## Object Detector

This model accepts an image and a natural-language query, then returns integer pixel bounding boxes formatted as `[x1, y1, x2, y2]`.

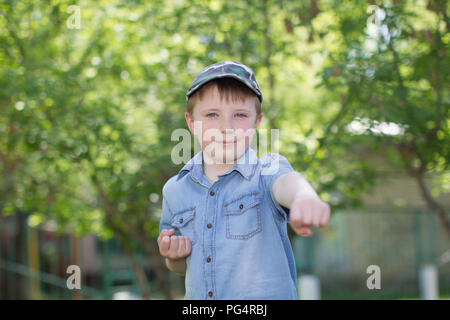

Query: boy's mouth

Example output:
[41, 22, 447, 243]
[217, 139, 237, 145]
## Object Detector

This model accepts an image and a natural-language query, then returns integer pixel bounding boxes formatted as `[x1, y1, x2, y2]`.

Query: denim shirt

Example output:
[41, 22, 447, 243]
[159, 146, 298, 300]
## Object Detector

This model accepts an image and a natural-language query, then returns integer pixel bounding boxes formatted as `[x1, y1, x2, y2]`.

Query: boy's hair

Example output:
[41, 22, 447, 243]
[186, 78, 262, 118]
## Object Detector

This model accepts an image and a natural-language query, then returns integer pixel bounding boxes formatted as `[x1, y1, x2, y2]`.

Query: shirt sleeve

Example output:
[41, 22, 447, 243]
[159, 196, 181, 236]
[260, 153, 295, 221]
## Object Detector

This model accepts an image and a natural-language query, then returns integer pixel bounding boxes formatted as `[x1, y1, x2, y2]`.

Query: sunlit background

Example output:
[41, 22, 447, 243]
[0, 0, 449, 299]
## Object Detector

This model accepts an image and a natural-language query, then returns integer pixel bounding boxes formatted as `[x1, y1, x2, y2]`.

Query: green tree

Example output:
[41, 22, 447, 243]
[313, 0, 449, 236]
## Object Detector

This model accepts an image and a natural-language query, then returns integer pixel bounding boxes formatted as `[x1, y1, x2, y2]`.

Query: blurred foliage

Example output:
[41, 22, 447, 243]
[0, 0, 448, 250]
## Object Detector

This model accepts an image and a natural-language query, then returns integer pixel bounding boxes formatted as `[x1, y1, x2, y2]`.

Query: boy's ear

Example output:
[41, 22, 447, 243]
[185, 111, 194, 134]
[255, 112, 263, 128]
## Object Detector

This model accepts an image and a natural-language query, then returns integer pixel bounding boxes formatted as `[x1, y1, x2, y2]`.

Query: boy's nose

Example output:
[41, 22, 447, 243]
[221, 128, 235, 140]
[219, 118, 235, 134]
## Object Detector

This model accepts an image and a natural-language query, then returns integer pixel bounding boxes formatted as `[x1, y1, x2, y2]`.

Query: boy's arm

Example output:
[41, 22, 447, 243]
[272, 171, 330, 236]
[166, 257, 187, 276]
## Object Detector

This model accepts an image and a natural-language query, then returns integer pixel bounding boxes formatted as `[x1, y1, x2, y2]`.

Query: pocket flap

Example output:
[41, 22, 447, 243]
[171, 207, 195, 227]
[224, 191, 260, 215]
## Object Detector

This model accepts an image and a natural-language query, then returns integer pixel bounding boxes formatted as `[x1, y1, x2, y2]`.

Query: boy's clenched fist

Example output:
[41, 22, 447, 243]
[157, 228, 192, 260]
[289, 196, 330, 237]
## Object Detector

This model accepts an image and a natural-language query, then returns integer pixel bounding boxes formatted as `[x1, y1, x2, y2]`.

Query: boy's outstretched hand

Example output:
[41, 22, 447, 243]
[289, 196, 330, 237]
[272, 171, 331, 237]
[157, 228, 192, 260]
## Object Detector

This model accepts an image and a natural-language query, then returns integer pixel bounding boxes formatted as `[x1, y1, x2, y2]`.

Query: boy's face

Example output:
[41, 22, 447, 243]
[185, 85, 263, 164]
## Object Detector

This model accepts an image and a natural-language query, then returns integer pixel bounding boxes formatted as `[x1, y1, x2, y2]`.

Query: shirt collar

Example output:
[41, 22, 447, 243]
[176, 146, 258, 182]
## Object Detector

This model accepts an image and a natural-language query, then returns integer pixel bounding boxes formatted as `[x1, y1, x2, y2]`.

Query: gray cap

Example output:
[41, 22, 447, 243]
[186, 61, 262, 103]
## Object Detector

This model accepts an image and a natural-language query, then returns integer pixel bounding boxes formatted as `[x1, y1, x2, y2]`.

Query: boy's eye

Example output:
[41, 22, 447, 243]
[205, 113, 247, 118]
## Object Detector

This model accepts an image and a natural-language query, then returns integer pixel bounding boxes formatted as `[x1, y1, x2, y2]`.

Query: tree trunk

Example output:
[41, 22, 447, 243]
[401, 148, 450, 239]
[121, 243, 150, 300]
[415, 170, 450, 239]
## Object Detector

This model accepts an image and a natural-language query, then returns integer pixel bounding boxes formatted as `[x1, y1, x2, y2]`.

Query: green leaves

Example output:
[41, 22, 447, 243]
[1, 0, 448, 243]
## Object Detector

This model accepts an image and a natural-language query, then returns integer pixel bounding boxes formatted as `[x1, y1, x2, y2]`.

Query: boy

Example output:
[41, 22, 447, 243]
[158, 61, 330, 299]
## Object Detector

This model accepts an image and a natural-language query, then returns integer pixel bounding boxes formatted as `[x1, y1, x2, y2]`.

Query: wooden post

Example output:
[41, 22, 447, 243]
[27, 226, 40, 299]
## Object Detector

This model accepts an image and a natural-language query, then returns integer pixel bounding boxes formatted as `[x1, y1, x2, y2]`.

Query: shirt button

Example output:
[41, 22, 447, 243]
[208, 291, 213, 297]
[207, 223, 212, 229]
[179, 218, 183, 223]
[239, 203, 243, 209]
[210, 190, 215, 196]
[206, 256, 211, 263]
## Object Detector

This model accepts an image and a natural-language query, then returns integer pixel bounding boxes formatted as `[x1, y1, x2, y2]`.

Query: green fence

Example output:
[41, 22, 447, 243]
[0, 213, 183, 299]
[294, 207, 450, 299]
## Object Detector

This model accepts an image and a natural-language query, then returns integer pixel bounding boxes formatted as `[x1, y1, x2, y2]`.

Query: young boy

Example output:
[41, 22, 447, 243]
[158, 61, 330, 299]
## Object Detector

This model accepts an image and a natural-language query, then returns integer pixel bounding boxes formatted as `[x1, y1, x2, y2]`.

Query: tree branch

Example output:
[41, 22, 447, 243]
[395, 139, 450, 239]
[411, 165, 450, 239]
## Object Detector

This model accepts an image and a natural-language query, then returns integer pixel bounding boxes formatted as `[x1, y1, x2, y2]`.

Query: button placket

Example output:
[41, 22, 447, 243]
[205, 187, 216, 299]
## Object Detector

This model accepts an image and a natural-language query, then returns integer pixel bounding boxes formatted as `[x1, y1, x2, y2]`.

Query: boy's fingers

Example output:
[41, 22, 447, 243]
[302, 206, 312, 226]
[159, 235, 171, 255]
[169, 236, 180, 258]
[289, 204, 303, 229]
[312, 208, 322, 227]
[177, 236, 186, 255]
[320, 205, 330, 227]
[158, 229, 174, 244]
[298, 226, 313, 237]
[185, 237, 192, 255]
[295, 205, 306, 226]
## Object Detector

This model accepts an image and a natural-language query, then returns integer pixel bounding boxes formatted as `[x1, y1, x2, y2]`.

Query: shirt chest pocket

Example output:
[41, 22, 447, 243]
[171, 207, 197, 246]
[224, 191, 262, 240]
